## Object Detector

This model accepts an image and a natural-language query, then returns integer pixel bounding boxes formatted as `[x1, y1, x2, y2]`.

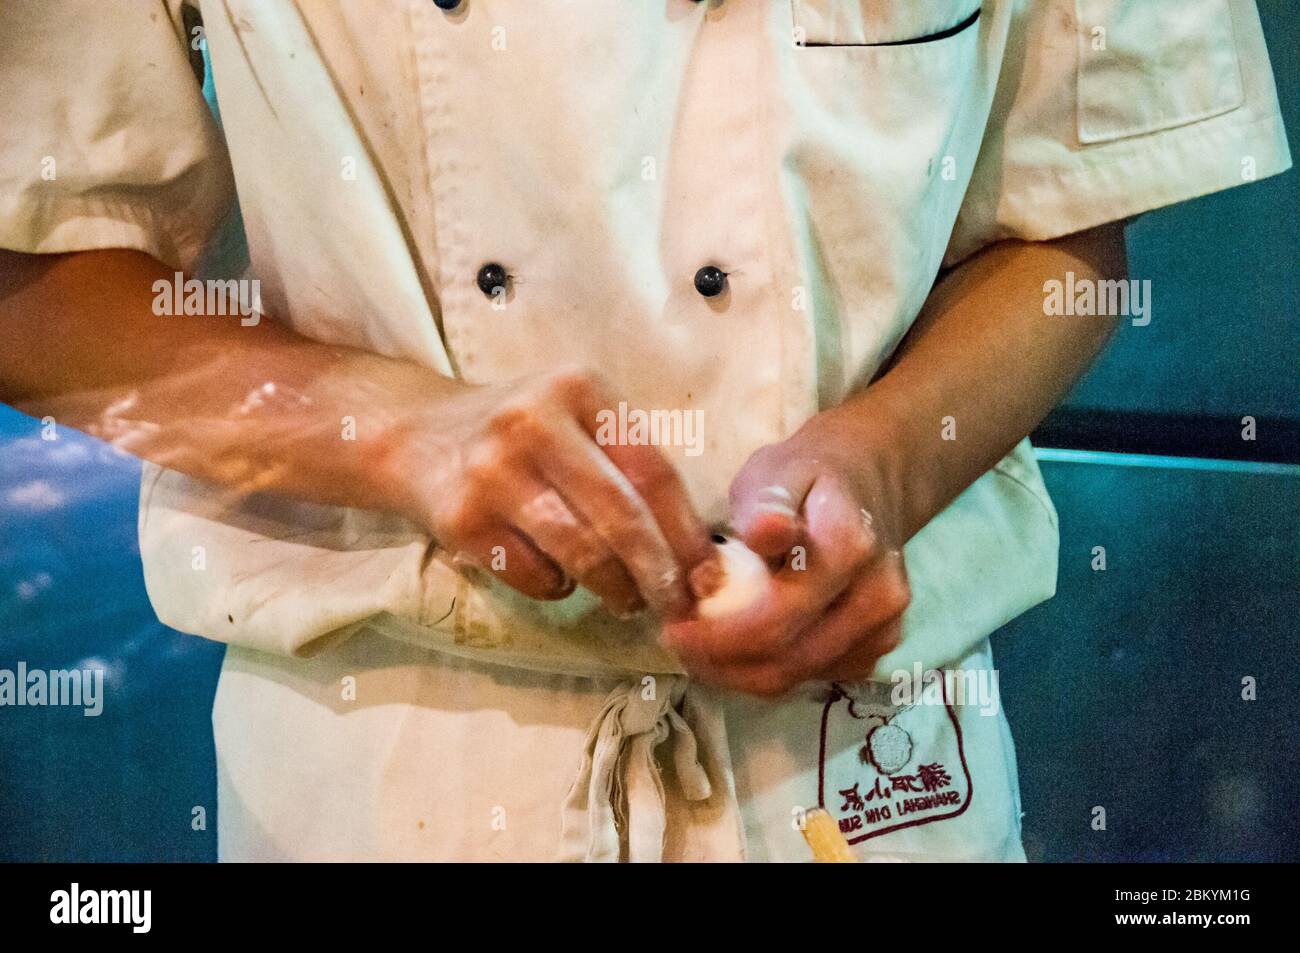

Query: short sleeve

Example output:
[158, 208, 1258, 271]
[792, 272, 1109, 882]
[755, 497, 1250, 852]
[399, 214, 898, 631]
[945, 0, 1293, 265]
[0, 0, 235, 271]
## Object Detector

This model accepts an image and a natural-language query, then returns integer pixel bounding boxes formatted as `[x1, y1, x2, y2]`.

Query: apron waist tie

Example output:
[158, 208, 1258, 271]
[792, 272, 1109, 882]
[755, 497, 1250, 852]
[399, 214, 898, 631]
[559, 675, 712, 862]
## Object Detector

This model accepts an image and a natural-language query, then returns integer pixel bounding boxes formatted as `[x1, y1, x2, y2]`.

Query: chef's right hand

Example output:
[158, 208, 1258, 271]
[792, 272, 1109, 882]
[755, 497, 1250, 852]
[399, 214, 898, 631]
[377, 366, 716, 619]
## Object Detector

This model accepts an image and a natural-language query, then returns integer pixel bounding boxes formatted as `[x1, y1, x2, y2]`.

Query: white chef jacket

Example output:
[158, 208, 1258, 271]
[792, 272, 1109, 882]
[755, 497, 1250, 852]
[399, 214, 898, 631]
[1, 0, 1290, 861]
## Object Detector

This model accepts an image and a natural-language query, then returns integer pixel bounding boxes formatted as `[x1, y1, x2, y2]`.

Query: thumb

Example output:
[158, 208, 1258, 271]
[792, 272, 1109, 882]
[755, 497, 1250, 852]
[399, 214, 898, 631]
[730, 464, 815, 560]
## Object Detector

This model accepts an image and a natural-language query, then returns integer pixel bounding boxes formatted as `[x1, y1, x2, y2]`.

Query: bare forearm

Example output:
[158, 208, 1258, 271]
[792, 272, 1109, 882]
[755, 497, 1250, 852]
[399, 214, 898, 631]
[0, 248, 714, 613]
[0, 248, 454, 512]
[805, 223, 1126, 540]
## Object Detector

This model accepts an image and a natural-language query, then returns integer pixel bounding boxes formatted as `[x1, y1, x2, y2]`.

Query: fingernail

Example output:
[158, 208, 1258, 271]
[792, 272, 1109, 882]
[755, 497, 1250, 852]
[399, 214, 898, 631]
[757, 485, 794, 503]
[689, 557, 725, 600]
[754, 500, 798, 520]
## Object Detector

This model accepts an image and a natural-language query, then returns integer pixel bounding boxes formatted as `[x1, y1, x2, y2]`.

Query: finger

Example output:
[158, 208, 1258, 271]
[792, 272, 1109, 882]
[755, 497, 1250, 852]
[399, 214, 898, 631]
[454, 523, 572, 601]
[786, 550, 910, 681]
[535, 420, 691, 616]
[802, 470, 876, 577]
[686, 472, 874, 665]
[819, 617, 904, 683]
[667, 633, 807, 699]
[665, 580, 900, 698]
[510, 483, 643, 616]
[599, 441, 717, 580]
[660, 619, 772, 695]
[730, 465, 812, 559]
[564, 383, 717, 589]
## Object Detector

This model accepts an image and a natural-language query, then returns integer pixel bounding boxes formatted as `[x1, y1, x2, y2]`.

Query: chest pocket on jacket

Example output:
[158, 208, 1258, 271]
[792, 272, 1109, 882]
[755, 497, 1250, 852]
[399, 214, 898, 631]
[1074, 0, 1243, 144]
[791, 0, 982, 47]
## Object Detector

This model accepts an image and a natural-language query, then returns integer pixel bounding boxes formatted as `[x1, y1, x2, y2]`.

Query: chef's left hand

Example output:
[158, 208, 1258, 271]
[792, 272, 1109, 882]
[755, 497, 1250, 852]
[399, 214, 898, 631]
[660, 414, 911, 697]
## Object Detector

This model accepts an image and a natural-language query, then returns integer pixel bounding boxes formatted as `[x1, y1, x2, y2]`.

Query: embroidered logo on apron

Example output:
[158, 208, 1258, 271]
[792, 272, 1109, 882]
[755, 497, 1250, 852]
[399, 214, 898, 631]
[817, 680, 972, 844]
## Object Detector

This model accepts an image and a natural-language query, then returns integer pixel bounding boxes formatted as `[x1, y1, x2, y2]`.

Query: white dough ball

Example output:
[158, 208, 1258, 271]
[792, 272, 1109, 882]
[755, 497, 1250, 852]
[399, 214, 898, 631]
[697, 537, 771, 619]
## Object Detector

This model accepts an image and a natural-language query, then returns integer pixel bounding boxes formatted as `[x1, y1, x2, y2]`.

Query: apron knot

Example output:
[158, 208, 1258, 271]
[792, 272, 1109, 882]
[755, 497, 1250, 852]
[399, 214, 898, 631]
[559, 675, 712, 862]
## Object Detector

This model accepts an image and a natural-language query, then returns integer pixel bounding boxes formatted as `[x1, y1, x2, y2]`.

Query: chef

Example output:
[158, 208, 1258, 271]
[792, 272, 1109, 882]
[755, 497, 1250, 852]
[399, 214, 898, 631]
[0, 0, 1289, 861]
